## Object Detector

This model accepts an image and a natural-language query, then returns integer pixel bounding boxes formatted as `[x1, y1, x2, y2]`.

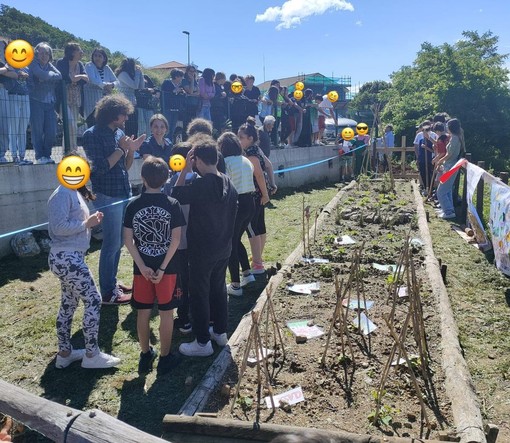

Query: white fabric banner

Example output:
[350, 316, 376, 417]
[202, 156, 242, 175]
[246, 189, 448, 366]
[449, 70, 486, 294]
[489, 181, 510, 276]
[465, 163, 489, 248]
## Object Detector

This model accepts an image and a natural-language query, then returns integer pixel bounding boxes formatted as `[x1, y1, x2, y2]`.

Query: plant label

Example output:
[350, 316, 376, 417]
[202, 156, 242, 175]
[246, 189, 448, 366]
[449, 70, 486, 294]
[247, 347, 274, 366]
[265, 386, 304, 408]
[301, 257, 330, 264]
[352, 313, 378, 335]
[372, 263, 397, 273]
[287, 282, 320, 295]
[397, 286, 408, 298]
[286, 320, 324, 339]
[342, 299, 374, 310]
[334, 235, 356, 245]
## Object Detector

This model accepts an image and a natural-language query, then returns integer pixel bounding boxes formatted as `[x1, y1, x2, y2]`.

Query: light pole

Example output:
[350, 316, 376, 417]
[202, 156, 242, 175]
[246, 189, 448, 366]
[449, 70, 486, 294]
[182, 31, 190, 66]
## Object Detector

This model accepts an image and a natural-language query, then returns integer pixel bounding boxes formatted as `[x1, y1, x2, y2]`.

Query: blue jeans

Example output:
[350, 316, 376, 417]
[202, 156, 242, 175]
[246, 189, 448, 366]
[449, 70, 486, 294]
[436, 169, 458, 215]
[164, 110, 179, 141]
[93, 193, 130, 297]
[0, 88, 9, 157]
[198, 105, 211, 121]
[29, 99, 57, 160]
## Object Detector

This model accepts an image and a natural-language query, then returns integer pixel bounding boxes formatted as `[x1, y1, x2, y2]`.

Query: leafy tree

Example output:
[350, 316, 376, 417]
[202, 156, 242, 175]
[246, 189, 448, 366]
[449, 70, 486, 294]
[382, 31, 510, 170]
[348, 80, 392, 118]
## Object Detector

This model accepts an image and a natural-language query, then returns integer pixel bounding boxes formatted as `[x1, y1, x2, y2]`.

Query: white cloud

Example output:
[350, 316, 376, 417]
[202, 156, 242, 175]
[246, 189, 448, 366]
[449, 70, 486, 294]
[256, 0, 354, 30]
[355, 20, 362, 26]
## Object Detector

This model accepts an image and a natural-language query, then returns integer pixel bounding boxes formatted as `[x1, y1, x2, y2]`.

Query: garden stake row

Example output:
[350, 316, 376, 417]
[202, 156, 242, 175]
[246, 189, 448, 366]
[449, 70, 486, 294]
[230, 311, 276, 415]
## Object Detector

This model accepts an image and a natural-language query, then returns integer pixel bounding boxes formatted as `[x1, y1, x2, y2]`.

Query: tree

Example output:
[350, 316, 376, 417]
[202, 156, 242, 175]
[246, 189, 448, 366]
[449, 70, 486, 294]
[382, 31, 510, 170]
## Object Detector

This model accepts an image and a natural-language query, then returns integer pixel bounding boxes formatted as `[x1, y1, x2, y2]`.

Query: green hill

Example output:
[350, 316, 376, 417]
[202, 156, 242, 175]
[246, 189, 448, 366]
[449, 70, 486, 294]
[0, 4, 126, 70]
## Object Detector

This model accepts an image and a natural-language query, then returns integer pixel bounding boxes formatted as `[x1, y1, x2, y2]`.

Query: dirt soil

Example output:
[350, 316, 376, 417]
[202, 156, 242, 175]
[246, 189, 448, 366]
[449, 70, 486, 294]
[207, 179, 454, 440]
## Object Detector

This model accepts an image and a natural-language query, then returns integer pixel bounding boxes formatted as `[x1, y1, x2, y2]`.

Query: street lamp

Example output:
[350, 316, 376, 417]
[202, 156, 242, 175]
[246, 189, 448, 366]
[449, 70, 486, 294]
[182, 31, 190, 66]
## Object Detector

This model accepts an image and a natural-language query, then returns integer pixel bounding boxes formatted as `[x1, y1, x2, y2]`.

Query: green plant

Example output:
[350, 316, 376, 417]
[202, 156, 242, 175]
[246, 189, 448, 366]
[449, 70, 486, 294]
[236, 395, 253, 411]
[323, 234, 336, 245]
[319, 264, 333, 278]
[368, 390, 400, 427]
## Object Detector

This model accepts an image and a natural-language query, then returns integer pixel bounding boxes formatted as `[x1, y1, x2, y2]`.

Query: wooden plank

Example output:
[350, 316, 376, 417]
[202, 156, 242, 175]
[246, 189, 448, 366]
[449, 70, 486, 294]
[163, 415, 444, 443]
[67, 409, 167, 443]
[0, 379, 168, 443]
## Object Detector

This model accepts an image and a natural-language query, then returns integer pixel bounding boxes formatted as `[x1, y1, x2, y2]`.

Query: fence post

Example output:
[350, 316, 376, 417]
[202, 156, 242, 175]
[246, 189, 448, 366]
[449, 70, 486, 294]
[460, 153, 471, 220]
[499, 172, 509, 185]
[401, 135, 406, 176]
[60, 80, 70, 154]
[476, 160, 486, 222]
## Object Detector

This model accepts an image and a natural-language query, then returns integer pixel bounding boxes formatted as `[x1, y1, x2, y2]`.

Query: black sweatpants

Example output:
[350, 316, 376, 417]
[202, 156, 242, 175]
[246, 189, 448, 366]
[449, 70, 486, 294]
[189, 255, 229, 344]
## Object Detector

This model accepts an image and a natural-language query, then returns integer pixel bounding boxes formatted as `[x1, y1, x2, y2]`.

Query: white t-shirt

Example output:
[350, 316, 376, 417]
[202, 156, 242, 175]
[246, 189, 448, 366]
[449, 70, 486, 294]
[319, 98, 335, 119]
[414, 131, 437, 145]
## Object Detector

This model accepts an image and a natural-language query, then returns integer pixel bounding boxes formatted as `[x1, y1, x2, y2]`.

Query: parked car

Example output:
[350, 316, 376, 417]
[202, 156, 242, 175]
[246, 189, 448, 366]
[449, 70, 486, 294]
[324, 117, 357, 141]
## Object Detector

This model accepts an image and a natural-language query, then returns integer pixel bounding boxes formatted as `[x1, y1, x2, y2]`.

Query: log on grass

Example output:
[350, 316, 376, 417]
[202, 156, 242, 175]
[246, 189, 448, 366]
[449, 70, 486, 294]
[0, 379, 167, 443]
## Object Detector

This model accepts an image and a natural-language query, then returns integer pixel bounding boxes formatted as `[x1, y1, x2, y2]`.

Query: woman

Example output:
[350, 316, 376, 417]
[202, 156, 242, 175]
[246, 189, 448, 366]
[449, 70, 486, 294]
[115, 58, 144, 137]
[28, 42, 62, 164]
[258, 115, 275, 158]
[139, 114, 173, 164]
[237, 123, 276, 274]
[182, 65, 200, 131]
[4, 48, 31, 164]
[435, 118, 464, 220]
[218, 132, 256, 296]
[48, 158, 121, 369]
[83, 48, 117, 127]
[56, 42, 89, 150]
[198, 68, 215, 121]
[211, 71, 227, 133]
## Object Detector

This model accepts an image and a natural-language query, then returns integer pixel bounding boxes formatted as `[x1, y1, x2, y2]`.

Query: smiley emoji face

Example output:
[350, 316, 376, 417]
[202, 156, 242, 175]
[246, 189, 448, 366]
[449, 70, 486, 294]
[295, 81, 304, 91]
[56, 156, 90, 190]
[356, 123, 369, 136]
[293, 90, 303, 101]
[341, 127, 355, 141]
[230, 81, 243, 95]
[5, 40, 34, 69]
[169, 154, 186, 172]
[327, 90, 339, 103]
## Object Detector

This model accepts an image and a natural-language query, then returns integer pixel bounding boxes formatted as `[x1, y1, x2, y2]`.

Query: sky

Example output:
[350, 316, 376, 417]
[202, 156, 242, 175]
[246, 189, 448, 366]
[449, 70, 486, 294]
[7, 0, 510, 91]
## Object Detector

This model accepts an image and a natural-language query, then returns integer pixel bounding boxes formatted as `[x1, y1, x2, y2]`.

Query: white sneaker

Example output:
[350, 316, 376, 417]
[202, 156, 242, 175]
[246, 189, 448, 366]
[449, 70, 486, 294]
[179, 339, 214, 357]
[81, 351, 121, 369]
[240, 273, 256, 287]
[55, 349, 85, 369]
[227, 283, 243, 297]
[209, 326, 228, 347]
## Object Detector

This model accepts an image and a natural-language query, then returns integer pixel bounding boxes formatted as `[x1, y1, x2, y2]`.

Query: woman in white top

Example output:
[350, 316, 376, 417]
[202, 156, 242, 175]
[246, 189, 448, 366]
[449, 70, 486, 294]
[115, 58, 144, 137]
[83, 48, 117, 127]
[218, 132, 256, 297]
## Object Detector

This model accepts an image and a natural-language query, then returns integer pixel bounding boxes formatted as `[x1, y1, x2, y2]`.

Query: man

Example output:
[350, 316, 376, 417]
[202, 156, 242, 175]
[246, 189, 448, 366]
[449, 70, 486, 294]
[83, 95, 146, 304]
[318, 95, 336, 144]
[161, 68, 185, 142]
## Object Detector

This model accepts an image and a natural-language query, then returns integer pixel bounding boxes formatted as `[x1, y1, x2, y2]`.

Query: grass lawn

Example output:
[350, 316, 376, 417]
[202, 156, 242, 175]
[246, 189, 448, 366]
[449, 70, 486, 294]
[0, 181, 341, 439]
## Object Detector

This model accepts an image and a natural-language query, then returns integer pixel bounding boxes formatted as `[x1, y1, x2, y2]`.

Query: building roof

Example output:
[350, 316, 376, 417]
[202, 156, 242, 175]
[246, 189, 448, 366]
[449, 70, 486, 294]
[257, 73, 351, 92]
[148, 60, 188, 70]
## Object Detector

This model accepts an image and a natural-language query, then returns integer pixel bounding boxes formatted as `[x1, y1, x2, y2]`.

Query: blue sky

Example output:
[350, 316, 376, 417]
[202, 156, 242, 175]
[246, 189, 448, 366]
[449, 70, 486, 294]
[9, 0, 510, 90]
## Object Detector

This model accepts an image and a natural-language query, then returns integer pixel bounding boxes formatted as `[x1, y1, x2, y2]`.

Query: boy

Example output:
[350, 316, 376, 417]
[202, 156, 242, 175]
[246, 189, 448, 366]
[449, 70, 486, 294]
[171, 136, 238, 357]
[124, 156, 186, 375]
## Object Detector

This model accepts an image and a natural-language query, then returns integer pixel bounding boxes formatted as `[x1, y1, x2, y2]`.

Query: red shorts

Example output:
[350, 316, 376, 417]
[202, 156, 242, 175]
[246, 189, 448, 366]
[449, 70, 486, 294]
[318, 115, 326, 130]
[132, 273, 181, 311]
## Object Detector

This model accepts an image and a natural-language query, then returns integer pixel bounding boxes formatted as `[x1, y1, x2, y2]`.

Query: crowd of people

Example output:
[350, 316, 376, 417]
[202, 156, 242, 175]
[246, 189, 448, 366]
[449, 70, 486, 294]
[0, 40, 341, 166]
[47, 91, 278, 373]
[412, 112, 465, 219]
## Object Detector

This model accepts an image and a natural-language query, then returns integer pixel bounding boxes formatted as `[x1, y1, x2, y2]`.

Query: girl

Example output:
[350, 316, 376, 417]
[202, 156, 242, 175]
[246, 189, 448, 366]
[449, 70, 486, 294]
[198, 68, 216, 121]
[218, 132, 256, 296]
[237, 123, 276, 274]
[139, 114, 173, 164]
[48, 162, 121, 369]
[435, 118, 464, 219]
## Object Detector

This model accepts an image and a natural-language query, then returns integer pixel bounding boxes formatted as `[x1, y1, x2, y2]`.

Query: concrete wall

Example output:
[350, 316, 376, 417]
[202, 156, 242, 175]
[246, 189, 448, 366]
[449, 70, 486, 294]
[0, 146, 340, 258]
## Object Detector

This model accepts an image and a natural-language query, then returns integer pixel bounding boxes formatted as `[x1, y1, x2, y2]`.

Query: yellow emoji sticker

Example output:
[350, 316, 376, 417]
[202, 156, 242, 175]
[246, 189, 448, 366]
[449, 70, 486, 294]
[341, 127, 355, 141]
[327, 90, 339, 103]
[356, 123, 369, 135]
[56, 156, 90, 189]
[169, 154, 186, 172]
[5, 40, 34, 69]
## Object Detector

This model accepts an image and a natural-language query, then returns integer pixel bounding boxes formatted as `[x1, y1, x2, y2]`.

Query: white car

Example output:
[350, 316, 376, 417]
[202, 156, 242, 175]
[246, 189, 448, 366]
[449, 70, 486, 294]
[324, 117, 358, 141]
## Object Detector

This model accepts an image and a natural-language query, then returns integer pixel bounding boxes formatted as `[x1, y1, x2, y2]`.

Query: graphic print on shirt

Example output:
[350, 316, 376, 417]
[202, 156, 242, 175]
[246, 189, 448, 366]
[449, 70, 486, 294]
[132, 206, 171, 256]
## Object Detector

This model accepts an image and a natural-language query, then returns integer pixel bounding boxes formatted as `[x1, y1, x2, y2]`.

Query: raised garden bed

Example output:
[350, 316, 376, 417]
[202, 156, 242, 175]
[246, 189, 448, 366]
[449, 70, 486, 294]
[192, 178, 475, 441]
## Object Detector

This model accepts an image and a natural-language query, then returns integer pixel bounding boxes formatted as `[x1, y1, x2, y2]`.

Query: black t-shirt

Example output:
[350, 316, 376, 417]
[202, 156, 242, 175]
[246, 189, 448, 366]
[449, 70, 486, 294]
[139, 136, 173, 164]
[161, 79, 186, 112]
[171, 173, 238, 261]
[244, 86, 260, 116]
[124, 193, 186, 274]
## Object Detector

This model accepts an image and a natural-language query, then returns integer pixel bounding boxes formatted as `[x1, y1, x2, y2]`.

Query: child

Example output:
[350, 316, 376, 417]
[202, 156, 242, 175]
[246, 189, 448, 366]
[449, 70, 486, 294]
[337, 136, 354, 181]
[163, 142, 197, 334]
[48, 160, 121, 369]
[124, 156, 185, 375]
[311, 95, 321, 145]
[171, 136, 238, 357]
